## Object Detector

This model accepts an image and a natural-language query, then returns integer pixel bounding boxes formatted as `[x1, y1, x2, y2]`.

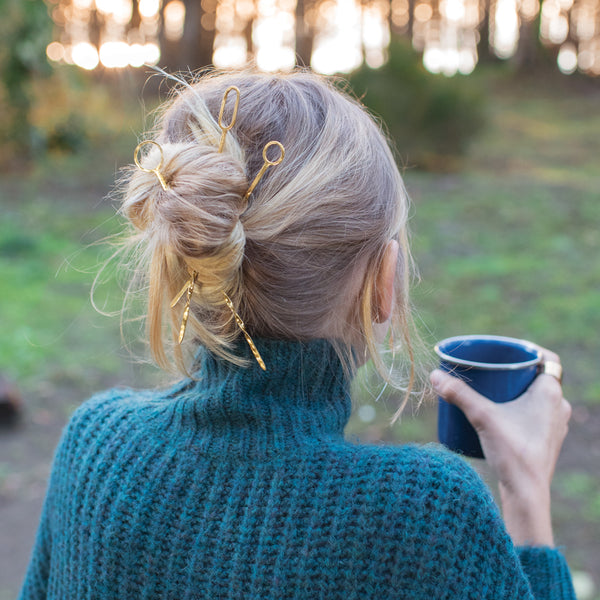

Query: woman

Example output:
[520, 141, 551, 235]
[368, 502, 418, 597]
[20, 69, 574, 599]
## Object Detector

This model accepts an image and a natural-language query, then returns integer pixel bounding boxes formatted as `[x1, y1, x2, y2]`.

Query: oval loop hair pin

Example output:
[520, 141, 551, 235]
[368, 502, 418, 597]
[217, 86, 241, 153]
[134, 140, 169, 191]
[244, 141, 285, 200]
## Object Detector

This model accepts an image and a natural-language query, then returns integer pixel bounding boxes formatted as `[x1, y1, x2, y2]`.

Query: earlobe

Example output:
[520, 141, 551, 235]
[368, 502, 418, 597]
[374, 240, 399, 324]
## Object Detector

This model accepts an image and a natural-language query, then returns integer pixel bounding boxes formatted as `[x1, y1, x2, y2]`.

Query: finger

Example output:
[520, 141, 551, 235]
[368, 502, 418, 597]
[528, 342, 560, 365]
[528, 372, 563, 402]
[430, 369, 493, 429]
[561, 397, 572, 423]
[554, 398, 572, 445]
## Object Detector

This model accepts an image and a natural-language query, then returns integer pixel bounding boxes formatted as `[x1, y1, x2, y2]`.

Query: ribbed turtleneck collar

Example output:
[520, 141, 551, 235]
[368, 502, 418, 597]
[160, 339, 352, 457]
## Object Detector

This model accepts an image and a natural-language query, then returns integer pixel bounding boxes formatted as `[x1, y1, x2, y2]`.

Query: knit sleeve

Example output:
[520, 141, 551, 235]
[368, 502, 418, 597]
[387, 446, 576, 600]
[18, 390, 131, 599]
[18, 496, 52, 600]
[517, 546, 577, 600]
[18, 418, 72, 600]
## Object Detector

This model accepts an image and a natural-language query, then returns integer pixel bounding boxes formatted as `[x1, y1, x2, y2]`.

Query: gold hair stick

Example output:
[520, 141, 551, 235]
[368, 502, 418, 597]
[134, 140, 169, 191]
[171, 270, 198, 344]
[244, 141, 285, 200]
[217, 86, 240, 153]
[222, 292, 266, 371]
[171, 277, 191, 309]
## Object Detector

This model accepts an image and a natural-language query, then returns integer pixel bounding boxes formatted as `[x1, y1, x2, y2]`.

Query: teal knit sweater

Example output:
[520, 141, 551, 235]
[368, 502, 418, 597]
[20, 339, 575, 599]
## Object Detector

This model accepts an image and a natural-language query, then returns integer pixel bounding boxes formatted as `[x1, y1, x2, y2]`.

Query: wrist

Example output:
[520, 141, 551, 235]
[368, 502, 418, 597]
[499, 482, 554, 547]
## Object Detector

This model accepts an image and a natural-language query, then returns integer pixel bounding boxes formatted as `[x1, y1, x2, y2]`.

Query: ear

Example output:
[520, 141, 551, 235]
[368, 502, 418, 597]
[373, 240, 399, 324]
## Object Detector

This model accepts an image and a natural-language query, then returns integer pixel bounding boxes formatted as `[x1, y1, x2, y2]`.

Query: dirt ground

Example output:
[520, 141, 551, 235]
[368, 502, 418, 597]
[1, 374, 599, 599]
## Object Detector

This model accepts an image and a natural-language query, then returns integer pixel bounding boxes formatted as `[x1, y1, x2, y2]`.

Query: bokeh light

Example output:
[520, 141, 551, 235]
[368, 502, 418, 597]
[253, 0, 296, 71]
[72, 41, 100, 69]
[493, 0, 519, 58]
[312, 0, 363, 74]
[99, 41, 130, 68]
[46, 41, 66, 62]
[164, 0, 186, 42]
[138, 0, 160, 18]
[45, 0, 600, 76]
[557, 43, 578, 74]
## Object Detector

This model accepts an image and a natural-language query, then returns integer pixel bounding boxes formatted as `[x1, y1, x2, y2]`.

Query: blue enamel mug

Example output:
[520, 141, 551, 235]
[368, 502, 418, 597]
[434, 335, 543, 459]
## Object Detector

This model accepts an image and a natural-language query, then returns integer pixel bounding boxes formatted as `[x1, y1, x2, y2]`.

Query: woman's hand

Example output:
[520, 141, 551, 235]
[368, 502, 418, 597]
[430, 346, 572, 546]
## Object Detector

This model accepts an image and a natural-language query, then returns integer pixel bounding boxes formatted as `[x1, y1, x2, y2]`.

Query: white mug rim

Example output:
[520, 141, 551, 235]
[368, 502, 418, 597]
[434, 334, 543, 370]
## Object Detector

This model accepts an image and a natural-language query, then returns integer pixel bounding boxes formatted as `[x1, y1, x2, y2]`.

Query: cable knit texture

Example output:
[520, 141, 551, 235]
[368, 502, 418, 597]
[20, 339, 575, 599]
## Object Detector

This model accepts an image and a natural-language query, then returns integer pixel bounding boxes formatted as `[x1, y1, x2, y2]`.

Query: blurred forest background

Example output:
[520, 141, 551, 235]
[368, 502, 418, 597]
[1, 0, 599, 598]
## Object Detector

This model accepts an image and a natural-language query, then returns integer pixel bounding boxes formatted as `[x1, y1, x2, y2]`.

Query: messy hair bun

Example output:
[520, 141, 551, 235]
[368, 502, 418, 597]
[125, 142, 246, 273]
[122, 139, 249, 369]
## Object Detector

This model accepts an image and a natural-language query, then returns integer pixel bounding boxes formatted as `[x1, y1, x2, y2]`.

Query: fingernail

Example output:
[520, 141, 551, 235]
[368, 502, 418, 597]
[430, 369, 444, 391]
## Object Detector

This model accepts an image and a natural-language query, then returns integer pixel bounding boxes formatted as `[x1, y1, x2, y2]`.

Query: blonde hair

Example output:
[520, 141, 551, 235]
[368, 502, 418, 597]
[119, 68, 420, 413]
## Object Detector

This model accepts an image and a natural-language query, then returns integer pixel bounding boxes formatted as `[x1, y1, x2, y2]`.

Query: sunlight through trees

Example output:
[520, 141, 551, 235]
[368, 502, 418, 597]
[39, 0, 600, 75]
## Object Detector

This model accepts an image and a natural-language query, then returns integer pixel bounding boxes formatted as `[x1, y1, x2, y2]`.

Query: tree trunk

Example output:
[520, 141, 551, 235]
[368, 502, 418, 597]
[513, 16, 538, 70]
[129, 0, 141, 31]
[161, 0, 216, 71]
[477, 0, 499, 63]
[89, 6, 102, 49]
[244, 16, 254, 60]
[295, 0, 314, 67]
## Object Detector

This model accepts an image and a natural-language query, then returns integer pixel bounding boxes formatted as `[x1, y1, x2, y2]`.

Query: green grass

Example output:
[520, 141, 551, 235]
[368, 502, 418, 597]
[408, 76, 600, 406]
[0, 149, 142, 392]
[408, 170, 600, 401]
[0, 194, 119, 383]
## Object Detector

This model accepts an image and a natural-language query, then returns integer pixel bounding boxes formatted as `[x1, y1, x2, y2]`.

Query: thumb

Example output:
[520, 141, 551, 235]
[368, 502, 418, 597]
[430, 369, 493, 430]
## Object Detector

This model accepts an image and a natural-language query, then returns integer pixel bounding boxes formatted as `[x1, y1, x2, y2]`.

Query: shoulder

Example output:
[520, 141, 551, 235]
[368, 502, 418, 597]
[382, 444, 502, 532]
[332, 440, 492, 501]
[327, 441, 508, 547]
[389, 443, 494, 503]
[65, 377, 192, 427]
[65, 387, 146, 434]
[54, 386, 165, 463]
[390, 444, 500, 523]
[327, 443, 530, 595]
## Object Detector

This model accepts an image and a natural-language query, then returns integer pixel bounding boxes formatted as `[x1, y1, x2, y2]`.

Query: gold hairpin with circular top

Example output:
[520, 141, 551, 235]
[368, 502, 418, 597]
[244, 141, 285, 200]
[134, 140, 169, 191]
[217, 86, 240, 153]
[222, 292, 266, 371]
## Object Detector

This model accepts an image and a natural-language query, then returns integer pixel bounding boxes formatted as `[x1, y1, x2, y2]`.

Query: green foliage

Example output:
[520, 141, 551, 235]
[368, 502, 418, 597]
[0, 0, 145, 163]
[0, 192, 120, 384]
[555, 471, 600, 521]
[0, 85, 146, 387]
[0, 0, 53, 161]
[348, 40, 487, 170]
[28, 67, 143, 155]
